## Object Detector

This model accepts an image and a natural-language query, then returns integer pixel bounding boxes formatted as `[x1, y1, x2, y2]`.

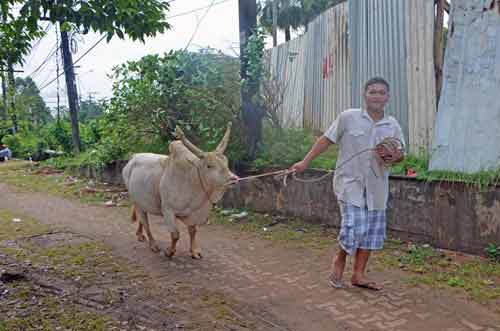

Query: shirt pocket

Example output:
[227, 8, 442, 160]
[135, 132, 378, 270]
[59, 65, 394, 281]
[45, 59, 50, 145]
[345, 129, 366, 150]
[347, 129, 365, 137]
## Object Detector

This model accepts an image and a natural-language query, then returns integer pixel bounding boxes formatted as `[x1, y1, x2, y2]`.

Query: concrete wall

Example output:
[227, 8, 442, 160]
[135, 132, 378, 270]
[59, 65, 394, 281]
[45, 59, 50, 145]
[70, 163, 500, 255]
[69, 160, 128, 185]
[220, 171, 500, 256]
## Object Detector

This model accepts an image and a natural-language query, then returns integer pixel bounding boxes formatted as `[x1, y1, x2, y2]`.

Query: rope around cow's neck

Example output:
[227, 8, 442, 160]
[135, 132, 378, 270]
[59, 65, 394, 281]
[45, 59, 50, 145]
[235, 137, 403, 186]
[196, 165, 215, 203]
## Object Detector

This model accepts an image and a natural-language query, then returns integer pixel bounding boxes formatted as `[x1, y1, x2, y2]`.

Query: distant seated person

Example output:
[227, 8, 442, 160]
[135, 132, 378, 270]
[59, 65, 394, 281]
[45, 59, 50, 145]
[0, 144, 12, 162]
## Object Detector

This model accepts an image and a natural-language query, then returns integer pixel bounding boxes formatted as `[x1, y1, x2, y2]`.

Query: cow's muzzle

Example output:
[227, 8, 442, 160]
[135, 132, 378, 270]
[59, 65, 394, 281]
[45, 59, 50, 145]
[226, 173, 240, 186]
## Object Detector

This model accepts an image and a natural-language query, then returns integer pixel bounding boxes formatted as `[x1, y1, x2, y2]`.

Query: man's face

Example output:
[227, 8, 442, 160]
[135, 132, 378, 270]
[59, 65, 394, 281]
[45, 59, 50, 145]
[364, 83, 389, 112]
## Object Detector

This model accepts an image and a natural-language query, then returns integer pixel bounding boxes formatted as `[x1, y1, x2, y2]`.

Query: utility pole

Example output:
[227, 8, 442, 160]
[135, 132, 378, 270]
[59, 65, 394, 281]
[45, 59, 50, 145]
[238, 0, 261, 160]
[0, 69, 7, 122]
[7, 60, 17, 134]
[60, 26, 81, 154]
[272, 0, 278, 46]
[0, 9, 7, 124]
[1, 10, 17, 133]
[56, 25, 61, 122]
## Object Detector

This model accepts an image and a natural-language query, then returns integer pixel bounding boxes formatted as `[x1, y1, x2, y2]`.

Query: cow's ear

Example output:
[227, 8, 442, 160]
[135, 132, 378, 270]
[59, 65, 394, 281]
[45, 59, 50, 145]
[215, 122, 232, 154]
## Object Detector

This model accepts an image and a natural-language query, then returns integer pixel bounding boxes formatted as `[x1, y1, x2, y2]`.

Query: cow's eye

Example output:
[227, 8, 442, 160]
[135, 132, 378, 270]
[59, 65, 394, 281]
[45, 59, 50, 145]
[207, 164, 213, 169]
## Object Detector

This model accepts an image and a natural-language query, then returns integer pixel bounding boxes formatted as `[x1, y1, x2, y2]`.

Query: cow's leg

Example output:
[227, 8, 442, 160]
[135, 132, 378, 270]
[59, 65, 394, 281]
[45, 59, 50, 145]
[132, 205, 146, 242]
[136, 222, 146, 242]
[162, 211, 179, 258]
[165, 230, 180, 258]
[136, 208, 160, 253]
[188, 225, 202, 259]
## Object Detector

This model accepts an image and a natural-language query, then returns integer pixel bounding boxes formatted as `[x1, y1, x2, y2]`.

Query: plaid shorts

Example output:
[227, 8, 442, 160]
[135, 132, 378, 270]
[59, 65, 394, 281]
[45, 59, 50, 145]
[338, 202, 387, 255]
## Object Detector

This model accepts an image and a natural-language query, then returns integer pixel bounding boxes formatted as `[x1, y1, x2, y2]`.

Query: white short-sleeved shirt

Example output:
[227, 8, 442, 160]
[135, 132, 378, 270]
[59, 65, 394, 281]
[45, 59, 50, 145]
[324, 108, 405, 210]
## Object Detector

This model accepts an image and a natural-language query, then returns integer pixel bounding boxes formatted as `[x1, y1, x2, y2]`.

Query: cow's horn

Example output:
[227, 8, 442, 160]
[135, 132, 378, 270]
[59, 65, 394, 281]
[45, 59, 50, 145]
[215, 122, 232, 154]
[176, 125, 204, 158]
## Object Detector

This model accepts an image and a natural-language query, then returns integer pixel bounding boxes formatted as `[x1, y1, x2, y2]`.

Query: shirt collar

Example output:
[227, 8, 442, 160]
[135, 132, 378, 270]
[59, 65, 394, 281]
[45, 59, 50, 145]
[362, 108, 391, 125]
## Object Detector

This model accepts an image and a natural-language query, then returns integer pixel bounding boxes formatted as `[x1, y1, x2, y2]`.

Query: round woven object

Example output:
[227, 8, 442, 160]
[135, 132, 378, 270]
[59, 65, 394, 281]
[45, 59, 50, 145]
[370, 137, 404, 177]
[376, 137, 404, 161]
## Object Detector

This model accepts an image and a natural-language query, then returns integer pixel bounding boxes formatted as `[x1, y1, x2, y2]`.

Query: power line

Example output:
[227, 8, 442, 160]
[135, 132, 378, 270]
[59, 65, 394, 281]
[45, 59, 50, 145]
[24, 23, 52, 67]
[29, 45, 58, 78]
[39, 0, 233, 91]
[76, 73, 84, 104]
[184, 0, 216, 51]
[167, 0, 232, 19]
[37, 66, 56, 87]
[28, 42, 58, 78]
[40, 34, 107, 91]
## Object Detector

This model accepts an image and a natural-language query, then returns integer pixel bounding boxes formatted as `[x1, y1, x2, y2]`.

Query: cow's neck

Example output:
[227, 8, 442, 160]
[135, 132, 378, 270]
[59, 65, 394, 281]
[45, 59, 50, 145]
[195, 165, 214, 204]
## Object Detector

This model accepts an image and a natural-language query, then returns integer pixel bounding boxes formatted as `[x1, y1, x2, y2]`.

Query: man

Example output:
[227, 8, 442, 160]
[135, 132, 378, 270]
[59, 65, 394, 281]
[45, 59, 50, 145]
[290, 77, 405, 291]
[0, 144, 12, 162]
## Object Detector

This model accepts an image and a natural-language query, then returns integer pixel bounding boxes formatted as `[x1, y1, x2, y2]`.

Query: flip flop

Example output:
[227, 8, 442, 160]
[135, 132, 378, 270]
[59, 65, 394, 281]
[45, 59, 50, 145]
[351, 281, 382, 291]
[328, 274, 344, 289]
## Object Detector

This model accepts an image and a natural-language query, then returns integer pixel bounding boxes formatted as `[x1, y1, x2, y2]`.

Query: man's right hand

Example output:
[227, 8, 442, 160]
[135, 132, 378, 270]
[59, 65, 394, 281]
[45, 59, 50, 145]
[289, 160, 309, 174]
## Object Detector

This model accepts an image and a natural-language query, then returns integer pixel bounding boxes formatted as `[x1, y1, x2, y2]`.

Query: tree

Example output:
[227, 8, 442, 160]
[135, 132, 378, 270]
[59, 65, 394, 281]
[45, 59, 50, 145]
[0, 76, 51, 144]
[1, 3, 44, 131]
[4, 0, 172, 154]
[239, 0, 263, 160]
[301, 0, 345, 28]
[79, 99, 104, 123]
[100, 49, 242, 164]
[0, 3, 44, 68]
[259, 0, 345, 41]
[260, 0, 303, 41]
[14, 77, 52, 127]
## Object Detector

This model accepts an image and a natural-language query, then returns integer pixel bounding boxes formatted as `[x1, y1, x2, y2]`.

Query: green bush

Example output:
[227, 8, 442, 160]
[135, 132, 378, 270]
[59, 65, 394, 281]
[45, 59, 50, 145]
[390, 154, 429, 177]
[80, 119, 102, 150]
[68, 49, 244, 167]
[486, 244, 500, 263]
[254, 125, 337, 170]
[2, 133, 47, 159]
[2, 49, 247, 167]
[1, 134, 21, 155]
[40, 121, 73, 153]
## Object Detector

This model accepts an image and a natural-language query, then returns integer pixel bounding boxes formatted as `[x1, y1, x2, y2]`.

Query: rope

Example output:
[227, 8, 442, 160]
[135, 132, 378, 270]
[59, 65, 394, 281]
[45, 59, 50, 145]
[236, 169, 290, 182]
[236, 137, 404, 186]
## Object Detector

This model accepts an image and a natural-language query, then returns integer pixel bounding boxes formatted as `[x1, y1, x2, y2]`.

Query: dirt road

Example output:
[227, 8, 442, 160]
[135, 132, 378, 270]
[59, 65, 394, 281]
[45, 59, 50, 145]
[1, 180, 499, 331]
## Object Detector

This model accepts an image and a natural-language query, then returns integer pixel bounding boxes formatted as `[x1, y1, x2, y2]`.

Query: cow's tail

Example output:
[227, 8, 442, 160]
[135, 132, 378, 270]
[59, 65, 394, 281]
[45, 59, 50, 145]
[131, 205, 138, 223]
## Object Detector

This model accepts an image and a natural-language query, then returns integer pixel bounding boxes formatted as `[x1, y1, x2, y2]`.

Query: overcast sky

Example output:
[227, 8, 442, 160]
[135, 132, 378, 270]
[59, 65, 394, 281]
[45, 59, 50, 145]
[19, 0, 246, 108]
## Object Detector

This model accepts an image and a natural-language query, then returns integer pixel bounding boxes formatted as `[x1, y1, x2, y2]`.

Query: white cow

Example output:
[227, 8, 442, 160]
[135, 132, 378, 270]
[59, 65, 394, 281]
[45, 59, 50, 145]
[122, 123, 238, 258]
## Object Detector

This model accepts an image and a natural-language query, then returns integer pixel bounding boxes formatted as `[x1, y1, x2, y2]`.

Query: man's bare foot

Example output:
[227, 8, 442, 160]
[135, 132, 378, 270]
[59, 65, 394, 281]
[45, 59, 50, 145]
[351, 276, 382, 291]
[328, 273, 344, 288]
[329, 253, 346, 289]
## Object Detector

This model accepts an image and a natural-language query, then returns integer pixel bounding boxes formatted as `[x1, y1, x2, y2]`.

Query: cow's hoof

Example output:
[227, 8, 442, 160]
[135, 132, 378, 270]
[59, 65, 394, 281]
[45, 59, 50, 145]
[164, 248, 176, 258]
[150, 243, 160, 253]
[191, 251, 203, 259]
[137, 234, 146, 242]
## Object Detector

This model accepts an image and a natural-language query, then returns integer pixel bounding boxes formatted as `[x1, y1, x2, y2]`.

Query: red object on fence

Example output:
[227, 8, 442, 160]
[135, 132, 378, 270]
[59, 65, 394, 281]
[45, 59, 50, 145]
[407, 168, 417, 177]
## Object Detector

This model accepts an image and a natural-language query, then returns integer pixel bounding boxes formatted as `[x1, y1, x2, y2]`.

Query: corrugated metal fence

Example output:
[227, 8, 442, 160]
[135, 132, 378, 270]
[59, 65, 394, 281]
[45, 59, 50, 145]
[304, 4, 350, 132]
[266, 37, 305, 128]
[266, 0, 436, 154]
